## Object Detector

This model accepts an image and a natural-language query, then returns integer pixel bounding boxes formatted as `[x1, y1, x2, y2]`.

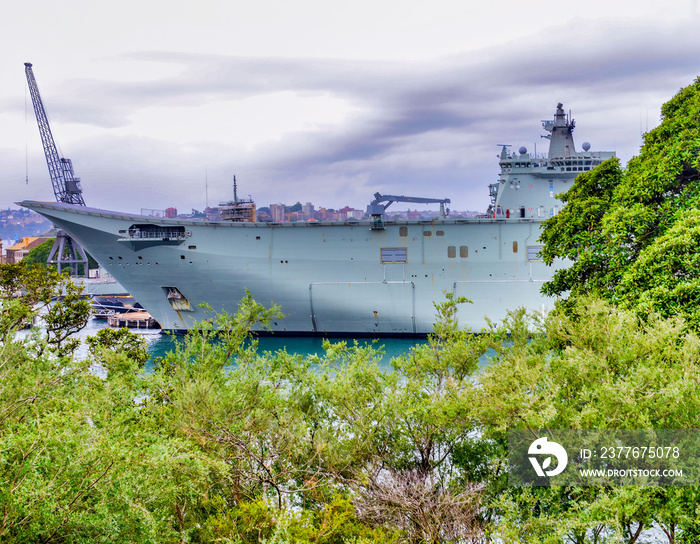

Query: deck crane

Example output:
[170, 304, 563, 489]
[368, 192, 451, 217]
[24, 62, 88, 275]
[367, 192, 451, 230]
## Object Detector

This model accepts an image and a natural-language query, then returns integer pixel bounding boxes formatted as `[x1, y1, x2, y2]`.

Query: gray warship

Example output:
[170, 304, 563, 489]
[21, 104, 614, 335]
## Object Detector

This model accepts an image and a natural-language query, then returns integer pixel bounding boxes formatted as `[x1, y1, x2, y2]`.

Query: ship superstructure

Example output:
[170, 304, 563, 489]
[219, 176, 257, 222]
[488, 103, 613, 219]
[21, 104, 614, 335]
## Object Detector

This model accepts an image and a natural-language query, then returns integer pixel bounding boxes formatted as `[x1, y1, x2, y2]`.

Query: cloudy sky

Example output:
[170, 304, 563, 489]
[2, 0, 700, 215]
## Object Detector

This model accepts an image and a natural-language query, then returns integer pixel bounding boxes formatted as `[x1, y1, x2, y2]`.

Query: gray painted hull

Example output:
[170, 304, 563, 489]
[19, 201, 561, 334]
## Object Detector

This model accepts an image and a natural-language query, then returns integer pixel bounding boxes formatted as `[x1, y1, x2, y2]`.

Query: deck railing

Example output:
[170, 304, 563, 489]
[128, 230, 187, 240]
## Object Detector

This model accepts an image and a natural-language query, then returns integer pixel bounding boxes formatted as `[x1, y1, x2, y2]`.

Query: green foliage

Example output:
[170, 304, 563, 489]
[478, 297, 700, 432]
[476, 298, 700, 542]
[540, 157, 623, 299]
[150, 305, 371, 509]
[0, 261, 90, 353]
[8, 260, 700, 542]
[617, 209, 700, 327]
[146, 292, 489, 542]
[383, 294, 484, 475]
[201, 493, 398, 543]
[0, 263, 221, 543]
[86, 326, 149, 378]
[0, 260, 62, 309]
[20, 238, 54, 267]
[531, 76, 700, 539]
[286, 201, 303, 213]
[540, 77, 700, 328]
[43, 280, 91, 357]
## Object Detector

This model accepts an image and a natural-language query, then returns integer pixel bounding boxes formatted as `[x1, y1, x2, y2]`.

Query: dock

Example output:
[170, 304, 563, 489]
[106, 311, 159, 329]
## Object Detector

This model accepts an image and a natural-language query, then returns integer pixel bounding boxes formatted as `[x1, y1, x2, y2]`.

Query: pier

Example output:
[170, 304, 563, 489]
[106, 311, 159, 329]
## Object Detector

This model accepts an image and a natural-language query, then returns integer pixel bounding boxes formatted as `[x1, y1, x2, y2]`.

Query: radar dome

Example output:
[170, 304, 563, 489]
[519, 146, 527, 155]
[582, 142, 591, 151]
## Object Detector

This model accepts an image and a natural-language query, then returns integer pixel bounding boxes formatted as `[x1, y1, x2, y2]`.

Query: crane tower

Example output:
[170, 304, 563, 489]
[24, 62, 88, 275]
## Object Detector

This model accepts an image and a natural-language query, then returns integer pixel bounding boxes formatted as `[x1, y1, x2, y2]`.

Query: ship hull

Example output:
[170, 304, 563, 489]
[20, 201, 561, 335]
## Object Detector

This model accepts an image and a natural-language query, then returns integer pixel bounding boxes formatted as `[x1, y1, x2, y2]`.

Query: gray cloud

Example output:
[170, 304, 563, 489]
[7, 17, 700, 214]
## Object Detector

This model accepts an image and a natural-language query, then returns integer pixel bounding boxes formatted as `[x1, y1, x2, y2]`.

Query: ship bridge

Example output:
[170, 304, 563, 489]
[489, 104, 615, 219]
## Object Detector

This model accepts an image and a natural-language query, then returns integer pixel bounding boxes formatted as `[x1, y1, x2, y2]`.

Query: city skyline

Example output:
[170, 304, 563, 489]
[140, 197, 473, 222]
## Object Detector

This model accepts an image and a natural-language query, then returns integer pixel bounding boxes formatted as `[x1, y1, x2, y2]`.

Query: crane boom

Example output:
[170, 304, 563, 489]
[24, 62, 85, 205]
[368, 192, 451, 219]
[371, 192, 451, 207]
[24, 62, 88, 276]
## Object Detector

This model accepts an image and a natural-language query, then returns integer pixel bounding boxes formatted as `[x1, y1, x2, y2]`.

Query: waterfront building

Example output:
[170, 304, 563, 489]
[269, 203, 286, 222]
[5, 236, 51, 264]
[302, 202, 315, 220]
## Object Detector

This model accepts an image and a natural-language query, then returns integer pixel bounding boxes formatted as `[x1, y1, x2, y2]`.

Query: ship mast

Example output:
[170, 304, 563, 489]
[541, 102, 576, 158]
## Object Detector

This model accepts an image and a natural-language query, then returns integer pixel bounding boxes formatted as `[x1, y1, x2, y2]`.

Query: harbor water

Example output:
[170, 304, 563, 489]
[66, 318, 429, 369]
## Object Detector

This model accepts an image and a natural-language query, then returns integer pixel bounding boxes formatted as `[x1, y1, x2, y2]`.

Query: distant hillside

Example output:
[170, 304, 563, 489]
[0, 208, 53, 243]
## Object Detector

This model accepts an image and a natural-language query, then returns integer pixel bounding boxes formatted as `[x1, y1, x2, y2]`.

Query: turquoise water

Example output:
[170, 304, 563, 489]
[20, 318, 504, 372]
[73, 318, 428, 366]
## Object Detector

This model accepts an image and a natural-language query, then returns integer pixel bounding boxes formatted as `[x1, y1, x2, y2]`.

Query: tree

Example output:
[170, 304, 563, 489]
[0, 261, 62, 337]
[144, 293, 492, 542]
[42, 279, 91, 357]
[539, 157, 623, 300]
[21, 238, 54, 267]
[616, 209, 700, 327]
[475, 299, 700, 542]
[0, 263, 220, 542]
[0, 260, 90, 350]
[14, 260, 700, 541]
[540, 77, 700, 327]
[347, 295, 490, 542]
